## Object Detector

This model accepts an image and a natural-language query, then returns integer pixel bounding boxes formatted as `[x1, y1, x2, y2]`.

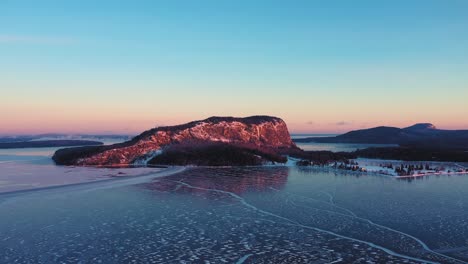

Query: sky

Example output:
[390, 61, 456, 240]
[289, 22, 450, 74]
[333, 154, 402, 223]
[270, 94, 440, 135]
[1, 0, 468, 135]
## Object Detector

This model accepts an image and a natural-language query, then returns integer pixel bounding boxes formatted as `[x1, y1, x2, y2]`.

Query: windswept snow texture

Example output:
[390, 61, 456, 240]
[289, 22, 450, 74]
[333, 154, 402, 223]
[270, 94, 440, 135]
[1, 167, 468, 263]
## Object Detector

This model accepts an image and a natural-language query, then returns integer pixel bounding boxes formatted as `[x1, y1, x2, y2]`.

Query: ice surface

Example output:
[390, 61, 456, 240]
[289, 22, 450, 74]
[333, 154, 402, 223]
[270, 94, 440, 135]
[1, 166, 468, 263]
[0, 147, 165, 193]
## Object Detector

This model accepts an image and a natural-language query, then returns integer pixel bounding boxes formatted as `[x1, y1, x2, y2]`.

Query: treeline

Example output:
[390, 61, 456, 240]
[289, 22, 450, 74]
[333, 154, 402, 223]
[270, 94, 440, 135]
[289, 150, 356, 165]
[288, 146, 468, 168]
[353, 147, 468, 162]
[52, 145, 107, 165]
[148, 142, 287, 166]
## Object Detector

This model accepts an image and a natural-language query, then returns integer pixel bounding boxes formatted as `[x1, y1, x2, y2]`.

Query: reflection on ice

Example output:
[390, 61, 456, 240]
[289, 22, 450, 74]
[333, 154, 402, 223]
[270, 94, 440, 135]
[142, 167, 289, 197]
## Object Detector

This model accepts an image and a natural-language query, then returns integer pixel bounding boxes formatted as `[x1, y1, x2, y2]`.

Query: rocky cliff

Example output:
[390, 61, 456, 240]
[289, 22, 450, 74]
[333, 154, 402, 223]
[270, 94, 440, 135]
[53, 116, 296, 166]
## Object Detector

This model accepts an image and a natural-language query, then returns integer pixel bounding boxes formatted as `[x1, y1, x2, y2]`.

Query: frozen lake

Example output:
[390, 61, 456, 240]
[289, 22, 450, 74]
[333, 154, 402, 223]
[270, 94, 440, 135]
[1, 166, 468, 263]
[0, 146, 164, 193]
[295, 142, 398, 152]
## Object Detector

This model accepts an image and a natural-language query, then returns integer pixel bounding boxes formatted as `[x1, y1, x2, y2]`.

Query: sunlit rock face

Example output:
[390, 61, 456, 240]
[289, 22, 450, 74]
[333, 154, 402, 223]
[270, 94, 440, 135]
[53, 116, 296, 166]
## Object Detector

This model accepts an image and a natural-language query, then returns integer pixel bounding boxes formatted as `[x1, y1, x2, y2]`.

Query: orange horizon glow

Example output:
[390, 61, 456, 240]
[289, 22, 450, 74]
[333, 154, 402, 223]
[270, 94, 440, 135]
[2, 113, 467, 136]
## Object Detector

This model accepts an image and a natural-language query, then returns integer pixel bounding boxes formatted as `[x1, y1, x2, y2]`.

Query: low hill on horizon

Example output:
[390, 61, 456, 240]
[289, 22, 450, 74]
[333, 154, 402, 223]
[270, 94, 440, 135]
[294, 123, 468, 150]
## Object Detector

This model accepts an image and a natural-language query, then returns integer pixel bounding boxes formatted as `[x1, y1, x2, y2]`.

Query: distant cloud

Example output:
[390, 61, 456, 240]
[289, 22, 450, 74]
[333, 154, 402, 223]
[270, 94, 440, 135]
[0, 35, 76, 45]
[335, 121, 351, 126]
[306, 121, 315, 125]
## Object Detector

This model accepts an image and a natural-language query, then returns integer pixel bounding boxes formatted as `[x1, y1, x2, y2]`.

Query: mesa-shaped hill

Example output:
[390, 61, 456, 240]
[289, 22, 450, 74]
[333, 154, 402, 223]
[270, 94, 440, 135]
[53, 116, 297, 166]
[294, 123, 468, 150]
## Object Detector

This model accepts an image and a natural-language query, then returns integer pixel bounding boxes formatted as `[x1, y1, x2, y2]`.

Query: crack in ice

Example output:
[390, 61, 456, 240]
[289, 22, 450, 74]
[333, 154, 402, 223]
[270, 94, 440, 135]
[235, 253, 253, 264]
[319, 191, 335, 205]
[172, 180, 454, 264]
[270, 187, 357, 217]
[272, 187, 467, 264]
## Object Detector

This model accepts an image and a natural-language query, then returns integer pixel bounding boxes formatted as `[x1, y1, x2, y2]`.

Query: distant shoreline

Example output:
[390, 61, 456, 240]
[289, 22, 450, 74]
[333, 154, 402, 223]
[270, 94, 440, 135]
[395, 170, 468, 179]
[0, 140, 104, 149]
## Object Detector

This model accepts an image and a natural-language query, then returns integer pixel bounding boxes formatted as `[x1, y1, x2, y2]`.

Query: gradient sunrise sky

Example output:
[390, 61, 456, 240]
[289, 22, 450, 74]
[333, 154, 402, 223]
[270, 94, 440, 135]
[1, 0, 468, 135]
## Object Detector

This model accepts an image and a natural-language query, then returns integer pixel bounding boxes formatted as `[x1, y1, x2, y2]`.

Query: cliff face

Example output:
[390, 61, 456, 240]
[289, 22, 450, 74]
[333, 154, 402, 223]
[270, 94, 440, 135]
[53, 116, 295, 166]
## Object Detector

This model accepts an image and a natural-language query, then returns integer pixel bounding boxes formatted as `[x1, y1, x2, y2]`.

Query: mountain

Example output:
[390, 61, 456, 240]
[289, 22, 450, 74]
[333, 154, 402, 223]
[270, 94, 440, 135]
[404, 123, 437, 132]
[53, 116, 297, 166]
[294, 123, 468, 150]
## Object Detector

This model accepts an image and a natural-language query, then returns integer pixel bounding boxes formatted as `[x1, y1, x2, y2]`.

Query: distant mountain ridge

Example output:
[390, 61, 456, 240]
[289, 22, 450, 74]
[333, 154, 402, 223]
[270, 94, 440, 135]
[0, 140, 103, 149]
[294, 123, 468, 150]
[0, 134, 131, 144]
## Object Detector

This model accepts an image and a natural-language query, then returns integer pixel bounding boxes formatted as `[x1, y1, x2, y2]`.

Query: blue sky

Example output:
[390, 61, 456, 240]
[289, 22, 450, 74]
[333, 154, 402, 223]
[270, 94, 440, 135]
[1, 0, 468, 134]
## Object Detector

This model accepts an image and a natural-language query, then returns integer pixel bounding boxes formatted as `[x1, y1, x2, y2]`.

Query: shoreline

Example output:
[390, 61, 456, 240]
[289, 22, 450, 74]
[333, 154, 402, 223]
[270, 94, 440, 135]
[291, 157, 468, 179]
[2, 161, 467, 198]
[0, 166, 186, 197]
[395, 171, 468, 179]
